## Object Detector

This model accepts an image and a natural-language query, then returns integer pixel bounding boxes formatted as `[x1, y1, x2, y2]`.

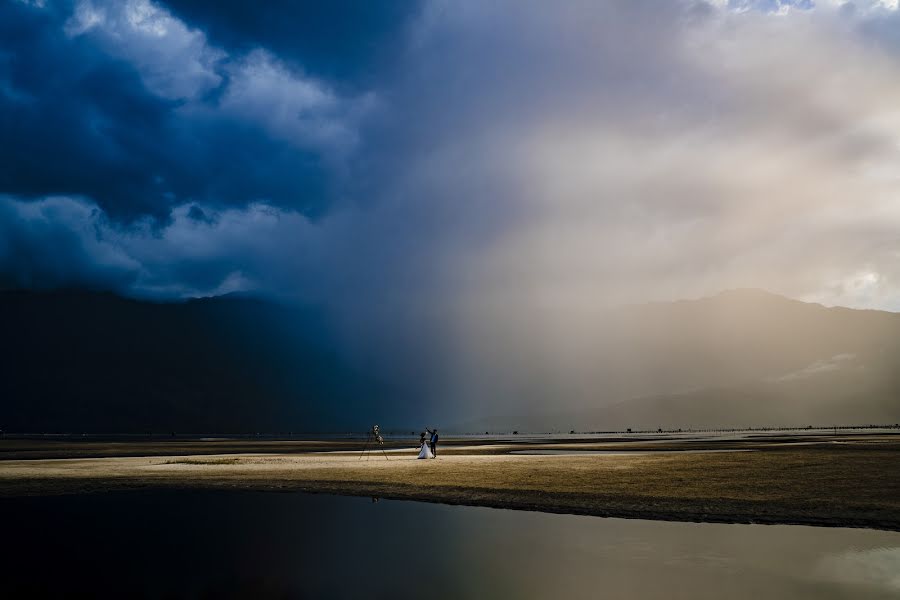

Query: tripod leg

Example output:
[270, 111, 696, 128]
[358, 437, 371, 461]
[381, 444, 389, 461]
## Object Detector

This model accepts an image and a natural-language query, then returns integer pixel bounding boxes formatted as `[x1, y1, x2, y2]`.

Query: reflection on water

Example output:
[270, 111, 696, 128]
[508, 449, 754, 455]
[2, 490, 897, 599]
[817, 547, 900, 592]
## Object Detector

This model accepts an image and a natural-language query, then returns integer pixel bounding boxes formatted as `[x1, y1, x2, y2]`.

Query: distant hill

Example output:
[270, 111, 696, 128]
[0, 290, 388, 433]
[4, 288, 899, 433]
[453, 290, 900, 432]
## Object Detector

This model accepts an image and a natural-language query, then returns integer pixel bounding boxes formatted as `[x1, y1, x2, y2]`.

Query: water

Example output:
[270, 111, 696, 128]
[2, 490, 897, 599]
[509, 449, 754, 455]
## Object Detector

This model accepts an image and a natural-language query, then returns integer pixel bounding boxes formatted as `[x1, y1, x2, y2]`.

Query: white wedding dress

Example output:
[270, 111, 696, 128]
[418, 441, 434, 459]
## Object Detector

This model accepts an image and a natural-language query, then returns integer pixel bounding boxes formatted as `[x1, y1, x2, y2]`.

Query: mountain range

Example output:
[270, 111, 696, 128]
[1, 290, 388, 433]
[2, 288, 898, 433]
[456, 289, 900, 432]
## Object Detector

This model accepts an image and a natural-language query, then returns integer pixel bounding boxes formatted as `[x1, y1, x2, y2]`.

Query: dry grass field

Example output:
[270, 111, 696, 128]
[1, 433, 897, 531]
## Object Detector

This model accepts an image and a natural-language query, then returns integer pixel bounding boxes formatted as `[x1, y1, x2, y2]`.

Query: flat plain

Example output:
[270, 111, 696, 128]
[1, 431, 897, 531]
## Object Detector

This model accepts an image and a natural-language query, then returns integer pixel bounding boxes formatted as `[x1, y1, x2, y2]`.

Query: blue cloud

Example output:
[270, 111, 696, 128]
[158, 0, 421, 83]
[0, 0, 377, 224]
[0, 195, 139, 291]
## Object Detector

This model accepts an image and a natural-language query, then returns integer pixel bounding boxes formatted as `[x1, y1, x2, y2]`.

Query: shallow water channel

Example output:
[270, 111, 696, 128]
[3, 490, 897, 599]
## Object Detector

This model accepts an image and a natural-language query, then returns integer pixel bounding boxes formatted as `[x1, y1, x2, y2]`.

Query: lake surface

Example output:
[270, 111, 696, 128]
[3, 490, 898, 599]
[509, 449, 754, 455]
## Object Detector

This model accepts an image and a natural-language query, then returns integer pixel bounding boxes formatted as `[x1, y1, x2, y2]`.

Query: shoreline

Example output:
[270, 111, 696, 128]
[1, 433, 898, 532]
[285, 484, 900, 532]
[2, 474, 898, 532]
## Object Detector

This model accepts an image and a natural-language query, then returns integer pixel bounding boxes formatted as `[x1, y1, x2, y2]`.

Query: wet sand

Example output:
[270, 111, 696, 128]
[1, 433, 898, 531]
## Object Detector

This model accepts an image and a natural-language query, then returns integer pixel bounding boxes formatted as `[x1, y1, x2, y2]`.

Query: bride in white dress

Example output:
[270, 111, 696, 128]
[417, 434, 434, 459]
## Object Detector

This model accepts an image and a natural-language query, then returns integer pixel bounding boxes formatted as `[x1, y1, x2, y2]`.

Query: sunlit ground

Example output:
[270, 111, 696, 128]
[2, 431, 897, 531]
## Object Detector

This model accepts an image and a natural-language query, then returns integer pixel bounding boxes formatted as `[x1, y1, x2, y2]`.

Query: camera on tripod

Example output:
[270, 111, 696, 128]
[359, 424, 388, 460]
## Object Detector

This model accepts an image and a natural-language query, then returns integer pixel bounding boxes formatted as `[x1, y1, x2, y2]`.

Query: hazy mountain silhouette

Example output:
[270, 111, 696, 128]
[455, 289, 900, 432]
[0, 290, 389, 433]
[3, 288, 899, 433]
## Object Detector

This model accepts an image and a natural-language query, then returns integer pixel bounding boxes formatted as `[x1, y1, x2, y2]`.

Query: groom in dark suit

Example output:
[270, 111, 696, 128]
[425, 427, 439, 458]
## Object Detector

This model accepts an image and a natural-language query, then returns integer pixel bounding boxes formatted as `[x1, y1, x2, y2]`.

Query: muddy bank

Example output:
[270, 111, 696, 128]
[1, 435, 898, 531]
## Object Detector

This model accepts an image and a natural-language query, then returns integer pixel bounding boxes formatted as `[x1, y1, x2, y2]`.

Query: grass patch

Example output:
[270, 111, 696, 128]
[163, 458, 242, 466]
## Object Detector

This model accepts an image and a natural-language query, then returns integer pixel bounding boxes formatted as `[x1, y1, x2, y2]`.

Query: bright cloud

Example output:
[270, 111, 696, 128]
[65, 0, 223, 100]
[63, 0, 368, 159]
[9, 0, 900, 314]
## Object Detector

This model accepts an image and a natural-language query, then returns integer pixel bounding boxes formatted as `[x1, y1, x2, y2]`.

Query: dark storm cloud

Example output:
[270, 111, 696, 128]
[158, 0, 421, 84]
[1, 2, 173, 222]
[0, 195, 139, 291]
[5, 0, 900, 308]
[0, 0, 362, 224]
[0, 195, 324, 298]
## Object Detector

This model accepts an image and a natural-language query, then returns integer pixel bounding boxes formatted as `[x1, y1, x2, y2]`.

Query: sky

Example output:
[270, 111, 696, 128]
[3, 0, 900, 425]
[3, 0, 900, 310]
